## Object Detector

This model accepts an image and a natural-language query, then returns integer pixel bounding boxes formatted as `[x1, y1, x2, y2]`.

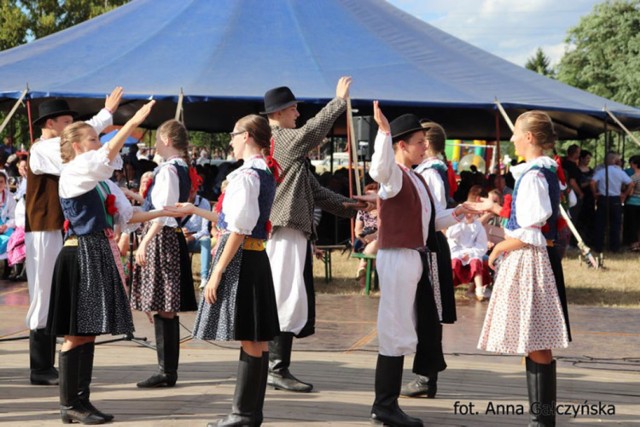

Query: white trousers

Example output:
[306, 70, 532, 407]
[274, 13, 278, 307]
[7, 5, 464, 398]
[376, 248, 423, 357]
[266, 228, 308, 335]
[25, 231, 63, 330]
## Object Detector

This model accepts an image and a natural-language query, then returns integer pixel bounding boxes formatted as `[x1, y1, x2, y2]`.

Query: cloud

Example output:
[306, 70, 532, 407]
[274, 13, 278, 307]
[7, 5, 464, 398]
[386, 0, 599, 66]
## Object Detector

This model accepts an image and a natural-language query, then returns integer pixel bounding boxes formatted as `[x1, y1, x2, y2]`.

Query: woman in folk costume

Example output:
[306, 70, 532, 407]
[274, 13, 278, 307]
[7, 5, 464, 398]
[479, 111, 570, 427]
[169, 114, 280, 426]
[368, 102, 487, 427]
[46, 101, 173, 424]
[131, 119, 198, 388]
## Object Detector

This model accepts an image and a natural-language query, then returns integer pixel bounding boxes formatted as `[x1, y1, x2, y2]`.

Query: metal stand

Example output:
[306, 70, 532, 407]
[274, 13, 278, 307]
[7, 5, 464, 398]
[97, 163, 154, 350]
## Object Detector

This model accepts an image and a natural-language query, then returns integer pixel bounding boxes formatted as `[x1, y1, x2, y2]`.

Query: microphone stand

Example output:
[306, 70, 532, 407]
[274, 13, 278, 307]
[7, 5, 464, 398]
[97, 156, 154, 350]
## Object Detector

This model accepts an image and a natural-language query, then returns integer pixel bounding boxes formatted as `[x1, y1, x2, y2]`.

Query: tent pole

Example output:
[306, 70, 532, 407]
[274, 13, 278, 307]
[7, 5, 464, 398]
[26, 99, 35, 146]
[347, 98, 361, 196]
[0, 88, 29, 135]
[494, 109, 501, 174]
[604, 107, 640, 148]
[175, 88, 184, 122]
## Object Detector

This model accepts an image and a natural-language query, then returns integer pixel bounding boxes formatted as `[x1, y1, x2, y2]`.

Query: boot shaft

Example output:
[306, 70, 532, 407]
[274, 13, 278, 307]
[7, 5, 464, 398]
[29, 329, 56, 371]
[373, 354, 404, 408]
[268, 333, 293, 372]
[154, 315, 180, 374]
[59, 346, 82, 406]
[526, 358, 557, 426]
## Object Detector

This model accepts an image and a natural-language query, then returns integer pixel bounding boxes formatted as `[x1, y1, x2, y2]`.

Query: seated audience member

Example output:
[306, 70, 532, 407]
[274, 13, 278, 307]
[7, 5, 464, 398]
[182, 187, 212, 289]
[0, 171, 17, 277]
[353, 182, 379, 289]
[479, 189, 504, 250]
[446, 188, 490, 301]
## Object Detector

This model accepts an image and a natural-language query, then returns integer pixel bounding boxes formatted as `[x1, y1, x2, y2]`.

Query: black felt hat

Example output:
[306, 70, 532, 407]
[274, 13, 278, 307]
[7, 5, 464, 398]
[261, 86, 303, 114]
[390, 113, 424, 140]
[33, 99, 78, 127]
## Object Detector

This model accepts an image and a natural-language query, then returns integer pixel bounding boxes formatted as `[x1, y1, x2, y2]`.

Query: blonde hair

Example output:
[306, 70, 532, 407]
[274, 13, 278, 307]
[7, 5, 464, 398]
[60, 122, 92, 163]
[158, 120, 189, 163]
[517, 111, 556, 151]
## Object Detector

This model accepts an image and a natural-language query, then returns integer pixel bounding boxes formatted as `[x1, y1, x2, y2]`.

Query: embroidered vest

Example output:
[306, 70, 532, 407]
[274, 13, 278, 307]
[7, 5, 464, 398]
[60, 182, 114, 237]
[25, 161, 64, 232]
[378, 170, 426, 249]
[217, 167, 276, 239]
[506, 165, 560, 241]
[142, 161, 191, 212]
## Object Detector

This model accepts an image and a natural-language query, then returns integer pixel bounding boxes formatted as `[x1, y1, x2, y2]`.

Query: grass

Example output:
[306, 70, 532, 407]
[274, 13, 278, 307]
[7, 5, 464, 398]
[311, 248, 640, 308]
[191, 247, 640, 308]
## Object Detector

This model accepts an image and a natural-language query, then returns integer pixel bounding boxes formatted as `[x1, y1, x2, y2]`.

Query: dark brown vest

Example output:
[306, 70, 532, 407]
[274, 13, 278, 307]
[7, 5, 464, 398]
[378, 169, 426, 249]
[25, 155, 64, 232]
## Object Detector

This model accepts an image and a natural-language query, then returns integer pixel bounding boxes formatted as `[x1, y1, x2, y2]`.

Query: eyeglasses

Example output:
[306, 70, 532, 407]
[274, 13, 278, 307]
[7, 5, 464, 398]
[229, 130, 247, 139]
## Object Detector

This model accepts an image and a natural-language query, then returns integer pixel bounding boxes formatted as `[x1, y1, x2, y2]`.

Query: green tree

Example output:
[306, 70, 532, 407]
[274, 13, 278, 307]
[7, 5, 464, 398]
[0, 0, 130, 149]
[557, 0, 640, 107]
[525, 48, 555, 77]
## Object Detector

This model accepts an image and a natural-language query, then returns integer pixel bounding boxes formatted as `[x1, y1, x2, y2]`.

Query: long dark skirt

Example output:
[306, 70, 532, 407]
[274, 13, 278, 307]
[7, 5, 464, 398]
[47, 233, 134, 337]
[193, 234, 280, 342]
[130, 225, 197, 312]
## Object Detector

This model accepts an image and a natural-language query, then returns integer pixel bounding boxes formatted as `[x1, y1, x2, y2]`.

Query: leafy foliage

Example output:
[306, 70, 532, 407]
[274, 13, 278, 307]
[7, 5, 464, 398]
[525, 48, 555, 78]
[557, 0, 640, 107]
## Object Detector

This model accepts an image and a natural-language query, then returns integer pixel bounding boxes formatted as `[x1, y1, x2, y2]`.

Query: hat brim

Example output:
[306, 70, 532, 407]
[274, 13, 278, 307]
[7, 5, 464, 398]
[260, 99, 303, 115]
[392, 126, 425, 140]
[33, 110, 78, 127]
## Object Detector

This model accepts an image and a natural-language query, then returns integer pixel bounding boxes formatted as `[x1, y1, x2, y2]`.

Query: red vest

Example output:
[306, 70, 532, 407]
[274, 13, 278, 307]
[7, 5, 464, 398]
[378, 170, 427, 249]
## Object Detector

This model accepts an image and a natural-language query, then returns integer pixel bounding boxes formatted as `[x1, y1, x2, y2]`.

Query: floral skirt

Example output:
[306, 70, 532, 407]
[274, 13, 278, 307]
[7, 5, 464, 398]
[193, 233, 280, 342]
[47, 232, 134, 336]
[131, 225, 197, 312]
[477, 245, 569, 354]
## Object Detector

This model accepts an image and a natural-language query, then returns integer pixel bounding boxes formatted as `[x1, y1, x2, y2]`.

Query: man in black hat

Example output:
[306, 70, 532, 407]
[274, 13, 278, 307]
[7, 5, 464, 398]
[263, 77, 361, 393]
[368, 102, 484, 426]
[24, 87, 123, 386]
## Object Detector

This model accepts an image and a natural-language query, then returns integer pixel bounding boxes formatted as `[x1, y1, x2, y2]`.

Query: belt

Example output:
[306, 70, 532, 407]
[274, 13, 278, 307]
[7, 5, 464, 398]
[64, 236, 78, 247]
[546, 240, 554, 247]
[243, 237, 266, 251]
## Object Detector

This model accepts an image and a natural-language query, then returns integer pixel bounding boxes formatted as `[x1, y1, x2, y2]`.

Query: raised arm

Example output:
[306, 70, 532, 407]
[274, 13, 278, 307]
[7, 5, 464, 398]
[104, 100, 154, 162]
[274, 77, 351, 164]
[85, 86, 124, 134]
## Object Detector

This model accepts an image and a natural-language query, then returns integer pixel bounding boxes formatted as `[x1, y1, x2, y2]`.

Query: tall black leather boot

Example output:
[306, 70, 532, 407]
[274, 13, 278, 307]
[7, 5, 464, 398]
[59, 346, 105, 424]
[526, 358, 556, 427]
[29, 329, 58, 385]
[209, 349, 263, 427]
[137, 315, 179, 388]
[77, 342, 114, 422]
[370, 355, 423, 427]
[267, 332, 312, 392]
[253, 351, 269, 426]
[400, 373, 438, 398]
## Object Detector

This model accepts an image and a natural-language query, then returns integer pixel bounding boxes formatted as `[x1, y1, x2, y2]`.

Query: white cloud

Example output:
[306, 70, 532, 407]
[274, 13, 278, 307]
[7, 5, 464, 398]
[386, 0, 600, 66]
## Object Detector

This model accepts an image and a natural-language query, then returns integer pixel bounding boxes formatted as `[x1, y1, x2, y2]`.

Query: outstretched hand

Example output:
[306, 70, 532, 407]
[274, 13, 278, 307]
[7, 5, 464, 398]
[163, 202, 196, 216]
[336, 76, 353, 99]
[128, 100, 155, 127]
[373, 101, 390, 134]
[105, 86, 124, 113]
[344, 194, 377, 212]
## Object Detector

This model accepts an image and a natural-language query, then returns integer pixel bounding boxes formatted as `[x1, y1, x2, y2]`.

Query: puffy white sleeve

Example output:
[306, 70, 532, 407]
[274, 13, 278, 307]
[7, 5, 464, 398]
[222, 168, 261, 235]
[104, 180, 134, 228]
[59, 146, 123, 199]
[150, 164, 180, 227]
[369, 130, 403, 200]
[29, 138, 63, 176]
[419, 169, 447, 210]
[506, 171, 551, 247]
[446, 223, 464, 259]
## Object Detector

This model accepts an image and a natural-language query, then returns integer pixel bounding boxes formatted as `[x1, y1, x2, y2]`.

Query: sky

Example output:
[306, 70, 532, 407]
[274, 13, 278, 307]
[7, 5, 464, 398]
[386, 0, 602, 67]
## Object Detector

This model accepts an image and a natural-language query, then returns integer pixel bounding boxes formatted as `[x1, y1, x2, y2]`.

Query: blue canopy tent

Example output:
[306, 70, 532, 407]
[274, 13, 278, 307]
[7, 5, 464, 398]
[99, 129, 140, 146]
[1, 0, 639, 139]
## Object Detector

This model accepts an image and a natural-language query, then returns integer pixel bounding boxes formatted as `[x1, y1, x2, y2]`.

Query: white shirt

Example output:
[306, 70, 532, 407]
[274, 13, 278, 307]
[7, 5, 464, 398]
[506, 156, 556, 247]
[0, 188, 16, 229]
[369, 130, 459, 244]
[149, 157, 189, 227]
[415, 157, 447, 210]
[59, 146, 134, 228]
[591, 165, 632, 196]
[222, 156, 268, 235]
[446, 219, 488, 263]
[29, 108, 113, 176]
